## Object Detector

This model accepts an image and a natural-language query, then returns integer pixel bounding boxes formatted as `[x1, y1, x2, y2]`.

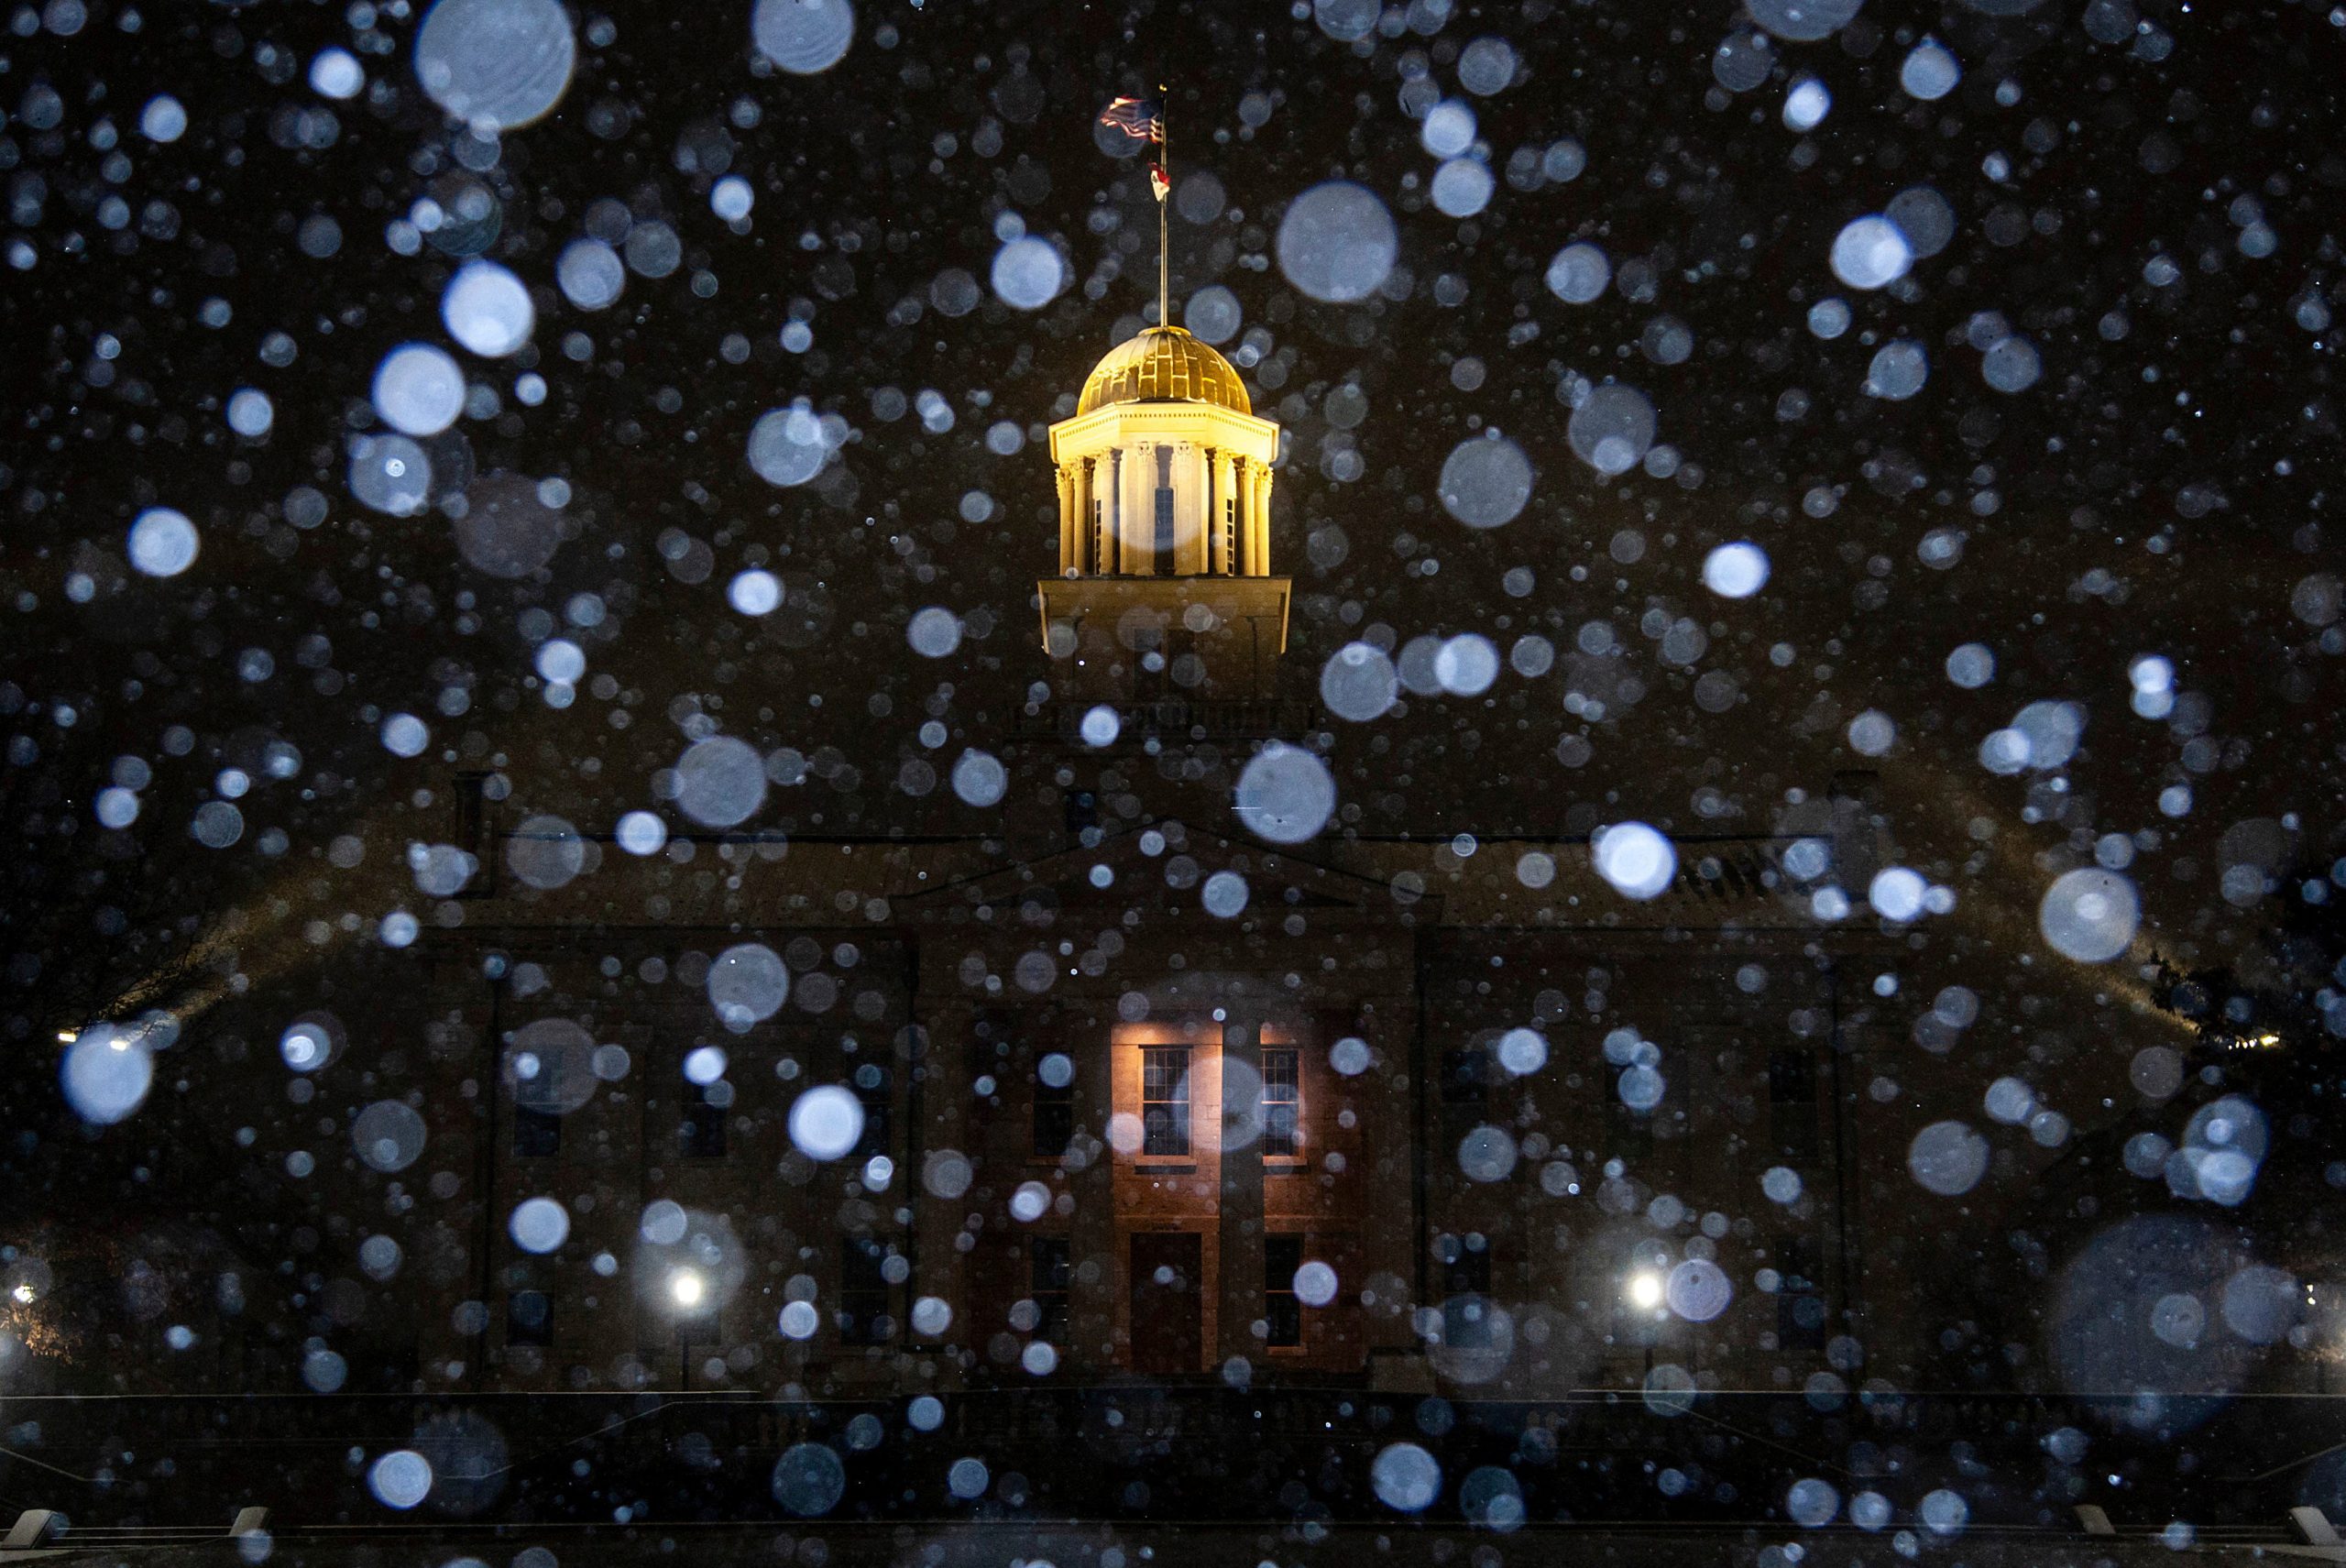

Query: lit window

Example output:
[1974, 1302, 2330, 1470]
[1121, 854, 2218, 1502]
[1142, 1047, 1190, 1157]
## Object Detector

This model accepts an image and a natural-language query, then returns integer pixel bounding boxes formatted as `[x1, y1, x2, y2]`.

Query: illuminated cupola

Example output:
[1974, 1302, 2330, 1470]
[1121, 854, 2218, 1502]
[1038, 323, 1292, 705]
[1051, 325, 1278, 576]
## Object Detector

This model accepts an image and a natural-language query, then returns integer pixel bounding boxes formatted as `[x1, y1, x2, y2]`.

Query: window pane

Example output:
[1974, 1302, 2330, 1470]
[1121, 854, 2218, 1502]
[840, 1236, 893, 1345]
[854, 1064, 891, 1158]
[1034, 1069, 1074, 1157]
[1770, 1050, 1819, 1160]
[679, 1084, 726, 1158]
[506, 1289, 551, 1347]
[1440, 1047, 1488, 1146]
[1265, 1235, 1303, 1347]
[1262, 1048, 1299, 1158]
[513, 1105, 561, 1158]
[1031, 1238, 1070, 1343]
[1141, 1047, 1190, 1157]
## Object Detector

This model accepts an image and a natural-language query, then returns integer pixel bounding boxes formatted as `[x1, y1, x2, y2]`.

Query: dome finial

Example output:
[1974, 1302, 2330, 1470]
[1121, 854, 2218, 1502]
[1156, 86, 1170, 329]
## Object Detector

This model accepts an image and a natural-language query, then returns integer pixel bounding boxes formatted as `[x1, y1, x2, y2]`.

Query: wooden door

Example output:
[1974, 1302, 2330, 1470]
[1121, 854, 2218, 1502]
[1128, 1232, 1201, 1375]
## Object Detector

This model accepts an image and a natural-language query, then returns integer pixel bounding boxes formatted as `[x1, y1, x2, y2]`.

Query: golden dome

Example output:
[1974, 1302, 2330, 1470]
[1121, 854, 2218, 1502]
[1076, 325, 1251, 417]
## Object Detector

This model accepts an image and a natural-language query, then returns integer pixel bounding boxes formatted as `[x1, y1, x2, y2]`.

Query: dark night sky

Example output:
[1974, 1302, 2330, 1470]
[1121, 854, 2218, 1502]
[4, 0, 2342, 1035]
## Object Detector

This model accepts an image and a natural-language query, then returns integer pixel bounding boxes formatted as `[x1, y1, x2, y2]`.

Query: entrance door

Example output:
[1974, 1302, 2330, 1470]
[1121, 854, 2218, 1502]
[1129, 1232, 1202, 1375]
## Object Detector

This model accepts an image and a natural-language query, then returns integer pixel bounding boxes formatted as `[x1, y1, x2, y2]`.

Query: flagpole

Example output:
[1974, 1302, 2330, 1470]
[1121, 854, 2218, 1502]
[1157, 84, 1169, 328]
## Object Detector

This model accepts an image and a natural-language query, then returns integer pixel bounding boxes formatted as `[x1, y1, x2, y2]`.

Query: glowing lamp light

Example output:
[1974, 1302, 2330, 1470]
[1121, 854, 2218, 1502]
[668, 1268, 707, 1310]
[10, 1283, 35, 1305]
[1627, 1270, 1664, 1311]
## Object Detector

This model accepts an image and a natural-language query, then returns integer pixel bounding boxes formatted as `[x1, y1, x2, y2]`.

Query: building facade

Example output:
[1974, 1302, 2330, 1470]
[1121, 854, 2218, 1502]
[381, 326, 1905, 1404]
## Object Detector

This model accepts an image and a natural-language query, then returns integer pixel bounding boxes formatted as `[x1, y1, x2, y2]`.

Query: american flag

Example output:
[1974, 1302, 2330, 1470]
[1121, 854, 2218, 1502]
[1099, 96, 1164, 143]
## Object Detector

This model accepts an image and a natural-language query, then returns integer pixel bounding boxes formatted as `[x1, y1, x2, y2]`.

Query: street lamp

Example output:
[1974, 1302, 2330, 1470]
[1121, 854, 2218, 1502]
[669, 1267, 706, 1310]
[1625, 1268, 1664, 1376]
[668, 1267, 707, 1390]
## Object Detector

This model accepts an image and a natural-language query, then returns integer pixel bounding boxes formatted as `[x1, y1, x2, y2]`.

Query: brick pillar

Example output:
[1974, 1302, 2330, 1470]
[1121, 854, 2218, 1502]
[912, 1003, 973, 1376]
[1066, 1021, 1116, 1372]
[1213, 1019, 1266, 1376]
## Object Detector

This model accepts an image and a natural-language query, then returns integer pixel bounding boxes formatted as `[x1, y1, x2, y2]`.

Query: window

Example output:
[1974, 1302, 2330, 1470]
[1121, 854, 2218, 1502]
[839, 1236, 893, 1344]
[513, 1047, 577, 1156]
[1770, 1048, 1818, 1161]
[1153, 488, 1175, 563]
[852, 1063, 891, 1159]
[1141, 1047, 1190, 1157]
[513, 1104, 560, 1157]
[451, 773, 495, 897]
[1776, 1234, 1826, 1349]
[1440, 1047, 1488, 1147]
[1265, 1234, 1302, 1347]
[1440, 1239, 1491, 1299]
[1261, 1047, 1300, 1159]
[679, 1082, 726, 1158]
[1034, 1065, 1074, 1158]
[1153, 444, 1175, 566]
[1607, 1086, 1656, 1160]
[1438, 1238, 1495, 1349]
[1030, 1237, 1070, 1344]
[506, 1288, 551, 1347]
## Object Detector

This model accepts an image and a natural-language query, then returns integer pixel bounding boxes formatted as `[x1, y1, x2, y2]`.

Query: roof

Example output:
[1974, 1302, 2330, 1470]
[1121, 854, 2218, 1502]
[1076, 325, 1252, 417]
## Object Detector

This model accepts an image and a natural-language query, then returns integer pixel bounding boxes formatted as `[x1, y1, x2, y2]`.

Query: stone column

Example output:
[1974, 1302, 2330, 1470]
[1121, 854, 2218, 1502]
[1176, 444, 1208, 576]
[1105, 449, 1124, 575]
[1251, 465, 1274, 576]
[1216, 452, 1239, 575]
[1056, 464, 1076, 576]
[1133, 444, 1160, 578]
[1234, 459, 1256, 576]
[1214, 1019, 1266, 1376]
[1074, 458, 1094, 576]
[1210, 445, 1229, 575]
